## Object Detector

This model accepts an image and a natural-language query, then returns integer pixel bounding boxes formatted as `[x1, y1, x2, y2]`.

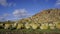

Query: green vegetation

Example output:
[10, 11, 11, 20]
[0, 21, 60, 30]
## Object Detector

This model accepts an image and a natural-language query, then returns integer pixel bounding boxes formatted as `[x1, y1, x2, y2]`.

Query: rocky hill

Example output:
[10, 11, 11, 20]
[19, 8, 60, 24]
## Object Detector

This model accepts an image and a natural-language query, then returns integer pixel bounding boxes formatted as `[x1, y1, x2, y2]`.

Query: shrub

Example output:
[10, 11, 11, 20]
[30, 23, 39, 29]
[4, 23, 11, 29]
[16, 23, 23, 29]
[40, 23, 48, 29]
[25, 23, 31, 29]
[55, 23, 60, 29]
[49, 23, 55, 29]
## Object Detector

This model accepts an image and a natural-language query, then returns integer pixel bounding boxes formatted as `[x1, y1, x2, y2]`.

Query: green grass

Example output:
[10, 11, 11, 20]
[0, 29, 60, 34]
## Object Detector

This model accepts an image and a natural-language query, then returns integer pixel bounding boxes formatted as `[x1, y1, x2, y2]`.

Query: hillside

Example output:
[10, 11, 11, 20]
[19, 8, 60, 24]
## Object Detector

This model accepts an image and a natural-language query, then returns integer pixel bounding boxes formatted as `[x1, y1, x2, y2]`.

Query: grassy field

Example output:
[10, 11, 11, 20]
[0, 29, 60, 34]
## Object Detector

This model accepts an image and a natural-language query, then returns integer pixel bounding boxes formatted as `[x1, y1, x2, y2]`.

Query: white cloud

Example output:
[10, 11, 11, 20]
[0, 0, 16, 7]
[13, 9, 32, 19]
[3, 13, 10, 17]
[13, 9, 27, 17]
[55, 0, 60, 6]
[0, 16, 6, 21]
[0, 13, 10, 21]
[8, 2, 16, 7]
[0, 0, 8, 6]
[0, 9, 33, 21]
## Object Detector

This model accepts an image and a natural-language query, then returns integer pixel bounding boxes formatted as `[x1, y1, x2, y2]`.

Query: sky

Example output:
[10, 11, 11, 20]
[0, 0, 60, 21]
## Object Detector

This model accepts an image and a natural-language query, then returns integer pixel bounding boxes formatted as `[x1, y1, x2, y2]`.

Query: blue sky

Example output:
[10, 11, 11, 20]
[0, 0, 60, 21]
